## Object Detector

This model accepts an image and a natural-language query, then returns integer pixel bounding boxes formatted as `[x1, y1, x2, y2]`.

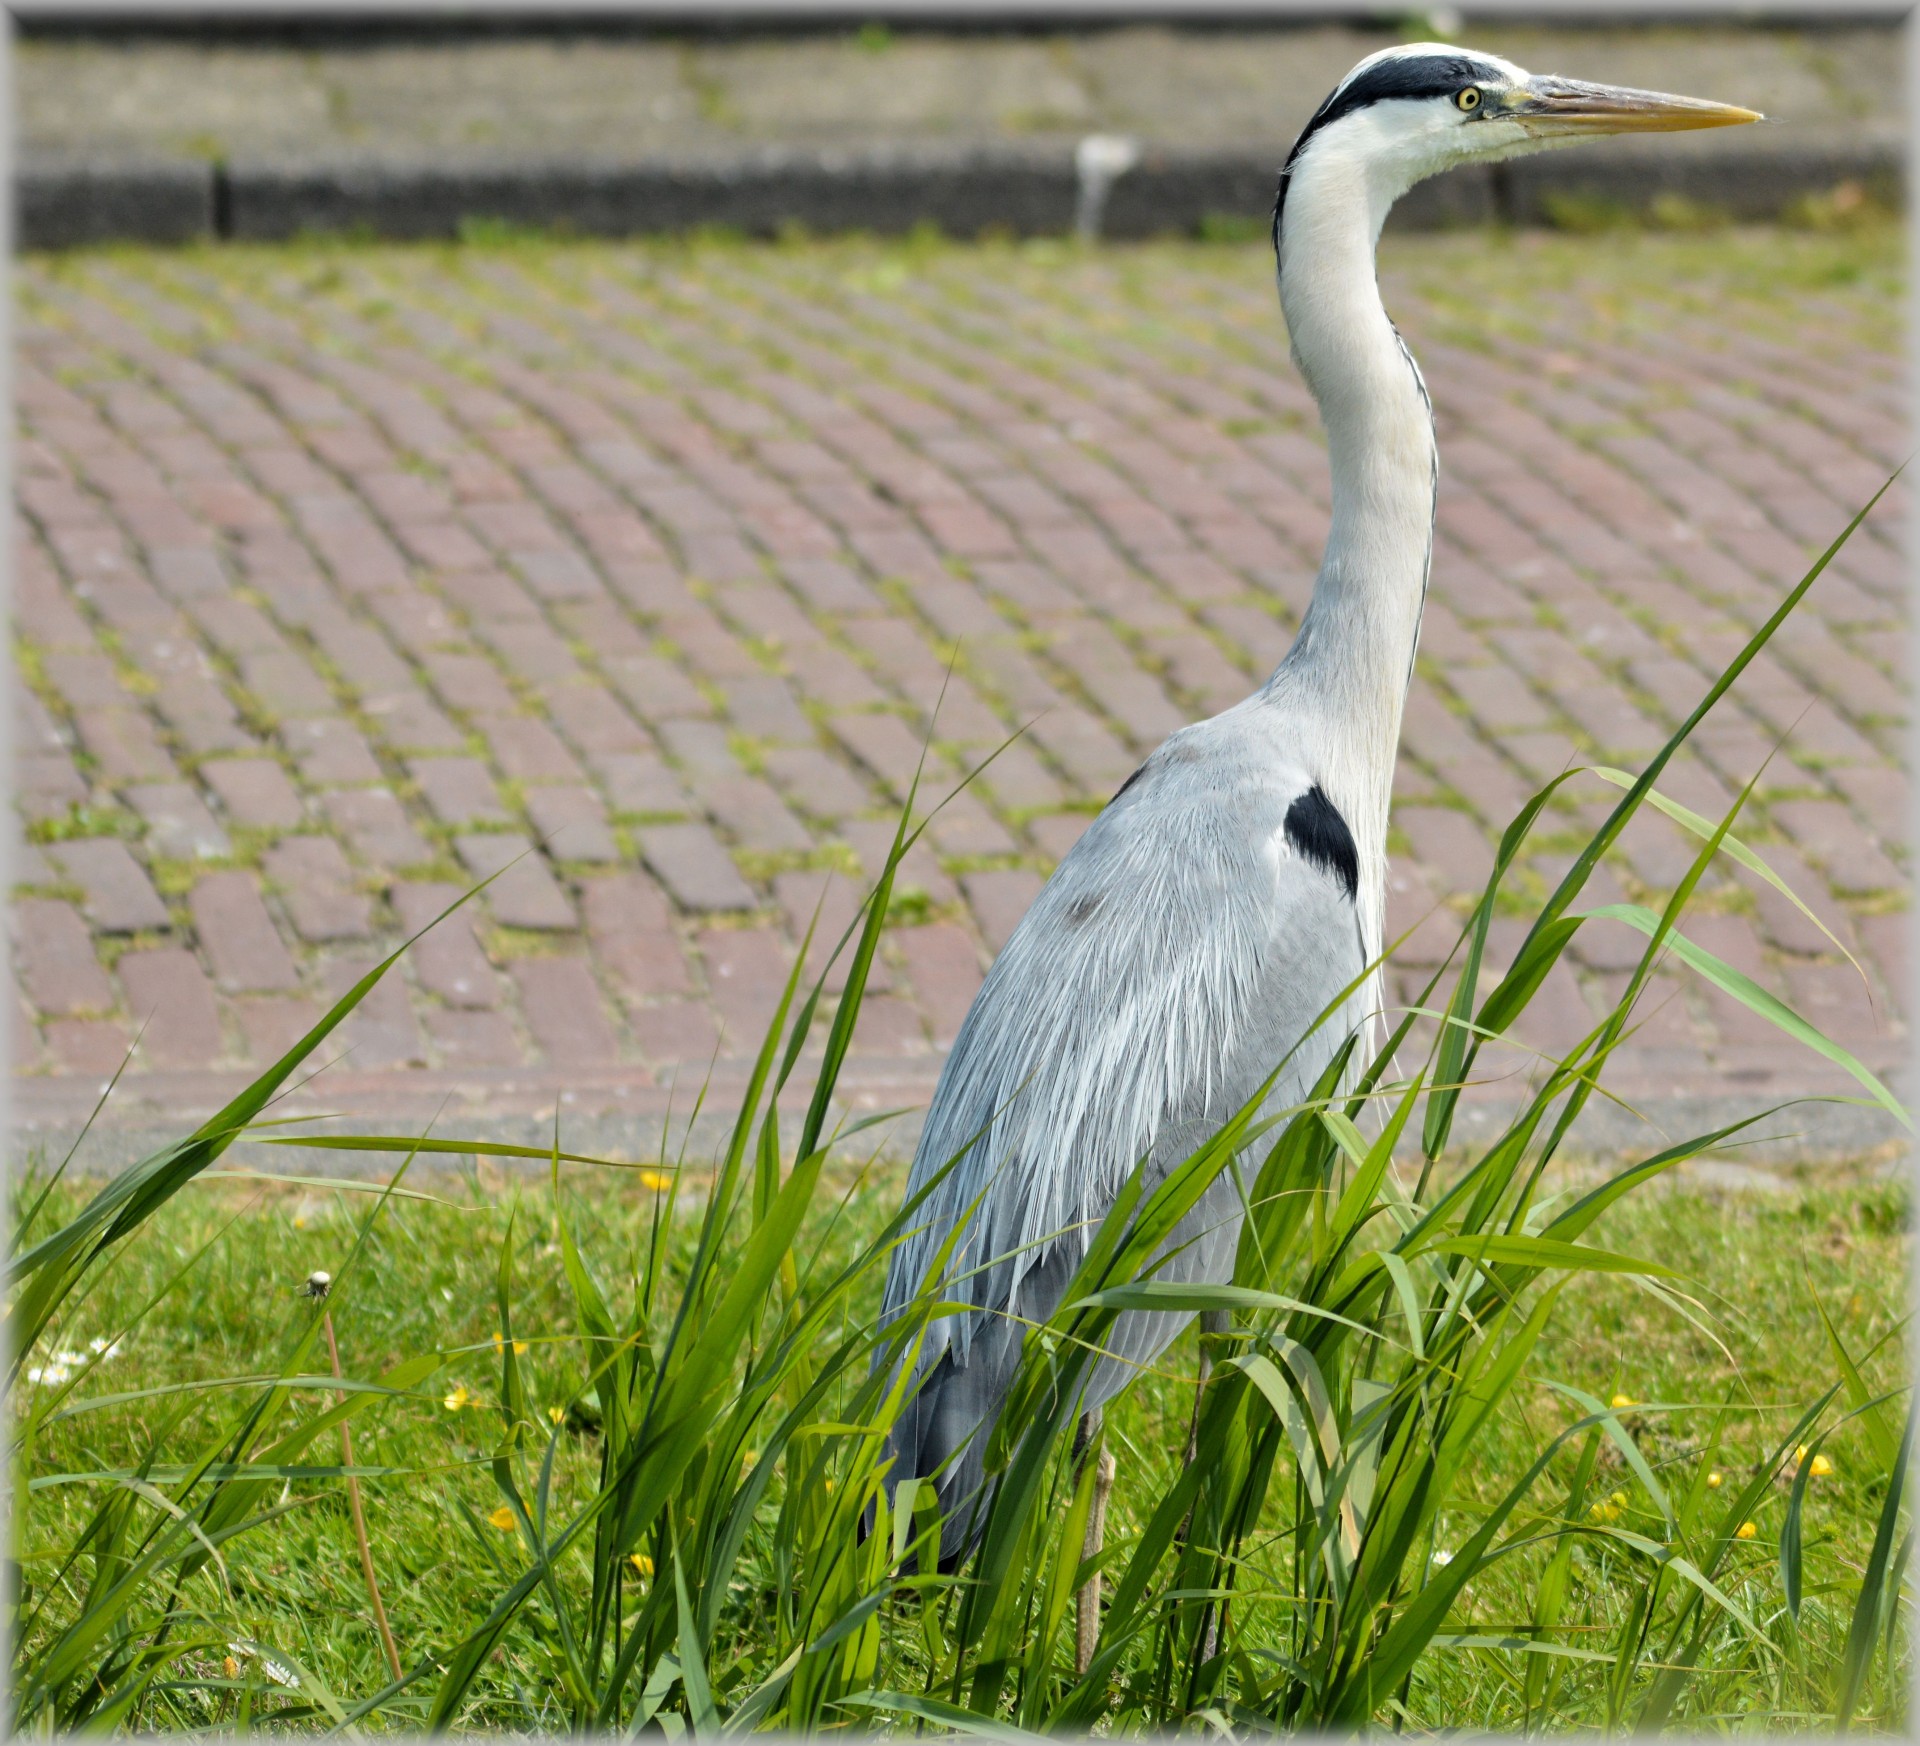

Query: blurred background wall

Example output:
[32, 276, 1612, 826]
[14, 9, 1906, 249]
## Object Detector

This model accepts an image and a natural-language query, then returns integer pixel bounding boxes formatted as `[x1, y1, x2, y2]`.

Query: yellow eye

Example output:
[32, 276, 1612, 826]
[1455, 87, 1482, 112]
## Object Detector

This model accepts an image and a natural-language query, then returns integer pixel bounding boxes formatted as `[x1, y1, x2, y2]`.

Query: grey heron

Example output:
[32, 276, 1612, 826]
[879, 43, 1759, 1637]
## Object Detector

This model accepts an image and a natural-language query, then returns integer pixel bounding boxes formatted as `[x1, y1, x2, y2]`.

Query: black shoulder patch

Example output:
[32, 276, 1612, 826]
[1274, 50, 1507, 254]
[1284, 786, 1359, 901]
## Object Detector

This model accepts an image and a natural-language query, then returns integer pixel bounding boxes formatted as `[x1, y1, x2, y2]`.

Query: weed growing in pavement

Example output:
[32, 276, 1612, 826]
[24, 803, 144, 845]
[7, 489, 1912, 1732]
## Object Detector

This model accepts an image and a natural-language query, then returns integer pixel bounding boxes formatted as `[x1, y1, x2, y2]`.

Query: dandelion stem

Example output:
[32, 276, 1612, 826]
[323, 1309, 402, 1683]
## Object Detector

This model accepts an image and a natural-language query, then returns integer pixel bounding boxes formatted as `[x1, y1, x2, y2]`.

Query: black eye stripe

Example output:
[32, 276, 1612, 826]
[1291, 53, 1507, 161]
[1273, 51, 1510, 259]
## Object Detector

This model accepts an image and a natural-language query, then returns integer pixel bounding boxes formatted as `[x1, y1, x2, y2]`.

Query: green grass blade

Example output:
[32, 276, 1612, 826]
[839, 1688, 1052, 1739]
[1589, 765, 1866, 980]
[1836, 1401, 1915, 1728]
[673, 1524, 717, 1733]
[262, 1135, 654, 1169]
[1780, 1430, 1831, 1622]
[1413, 1235, 1678, 1277]
[1583, 903, 1908, 1128]
[1816, 1292, 1902, 1471]
[1507, 473, 1896, 980]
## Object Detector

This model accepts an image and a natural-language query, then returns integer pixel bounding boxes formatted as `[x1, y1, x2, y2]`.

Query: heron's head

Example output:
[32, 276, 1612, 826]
[1276, 44, 1760, 250]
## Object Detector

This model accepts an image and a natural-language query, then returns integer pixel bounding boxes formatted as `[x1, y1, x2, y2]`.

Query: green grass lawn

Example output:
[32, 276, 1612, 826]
[15, 1147, 1910, 1732]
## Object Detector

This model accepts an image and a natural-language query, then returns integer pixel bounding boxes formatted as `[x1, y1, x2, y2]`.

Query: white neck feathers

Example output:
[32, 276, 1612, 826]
[1265, 125, 1438, 935]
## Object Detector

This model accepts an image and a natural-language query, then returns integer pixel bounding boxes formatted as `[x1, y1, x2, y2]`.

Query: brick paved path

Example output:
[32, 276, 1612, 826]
[12, 232, 1907, 1158]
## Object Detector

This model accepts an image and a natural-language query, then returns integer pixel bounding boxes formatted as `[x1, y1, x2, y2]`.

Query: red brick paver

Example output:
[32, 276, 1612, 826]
[11, 233, 1907, 1139]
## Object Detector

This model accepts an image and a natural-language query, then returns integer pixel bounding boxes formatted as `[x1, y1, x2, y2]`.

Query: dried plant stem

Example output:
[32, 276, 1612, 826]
[1074, 1414, 1116, 1678]
[323, 1310, 402, 1683]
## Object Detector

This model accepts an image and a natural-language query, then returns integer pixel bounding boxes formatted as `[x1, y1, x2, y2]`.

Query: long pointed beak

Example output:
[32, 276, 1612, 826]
[1504, 76, 1763, 136]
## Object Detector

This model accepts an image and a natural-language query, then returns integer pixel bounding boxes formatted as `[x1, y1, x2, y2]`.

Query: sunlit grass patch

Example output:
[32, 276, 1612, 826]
[12, 1155, 1908, 1731]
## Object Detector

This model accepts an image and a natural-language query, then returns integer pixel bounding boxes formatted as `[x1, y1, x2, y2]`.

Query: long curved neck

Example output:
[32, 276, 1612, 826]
[1266, 146, 1436, 836]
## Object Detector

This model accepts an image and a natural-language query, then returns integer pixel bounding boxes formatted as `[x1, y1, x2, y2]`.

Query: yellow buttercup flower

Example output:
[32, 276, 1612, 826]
[548, 1405, 566, 1425]
[1609, 1394, 1636, 1410]
[1706, 1470, 1723, 1488]
[1587, 1491, 1626, 1525]
[493, 1334, 530, 1355]
[630, 1553, 654, 1578]
[488, 1506, 516, 1530]
[639, 1169, 674, 1193]
[1794, 1444, 1836, 1478]
[223, 1656, 240, 1680]
[443, 1384, 475, 1412]
[1735, 1521, 1757, 1541]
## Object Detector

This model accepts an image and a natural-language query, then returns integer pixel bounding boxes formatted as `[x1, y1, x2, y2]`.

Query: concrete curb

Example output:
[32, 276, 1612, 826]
[19, 1099, 1908, 1181]
[13, 1064, 1909, 1177]
[17, 133, 1901, 250]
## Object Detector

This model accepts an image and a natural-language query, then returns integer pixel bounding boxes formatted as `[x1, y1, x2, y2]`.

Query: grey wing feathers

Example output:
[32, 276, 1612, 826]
[880, 712, 1370, 1521]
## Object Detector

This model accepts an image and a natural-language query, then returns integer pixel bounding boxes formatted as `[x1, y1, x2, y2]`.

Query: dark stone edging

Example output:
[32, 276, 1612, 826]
[19, 156, 219, 250]
[19, 134, 1902, 251]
